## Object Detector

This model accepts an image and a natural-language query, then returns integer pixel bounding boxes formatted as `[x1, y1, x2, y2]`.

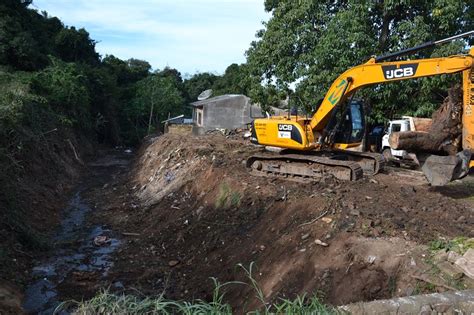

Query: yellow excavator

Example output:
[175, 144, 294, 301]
[247, 31, 474, 185]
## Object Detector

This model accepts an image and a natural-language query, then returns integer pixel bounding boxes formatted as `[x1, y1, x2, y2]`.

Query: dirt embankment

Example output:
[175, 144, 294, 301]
[85, 133, 473, 312]
[0, 130, 94, 313]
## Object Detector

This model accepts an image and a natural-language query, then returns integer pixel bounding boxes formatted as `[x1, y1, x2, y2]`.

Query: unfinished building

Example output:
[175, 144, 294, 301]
[191, 94, 286, 134]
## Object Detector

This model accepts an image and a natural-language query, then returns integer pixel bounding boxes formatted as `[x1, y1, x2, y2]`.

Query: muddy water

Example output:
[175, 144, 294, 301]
[22, 151, 131, 314]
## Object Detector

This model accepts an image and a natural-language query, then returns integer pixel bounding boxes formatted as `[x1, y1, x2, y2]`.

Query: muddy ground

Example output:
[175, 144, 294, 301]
[58, 134, 474, 311]
[5, 133, 474, 314]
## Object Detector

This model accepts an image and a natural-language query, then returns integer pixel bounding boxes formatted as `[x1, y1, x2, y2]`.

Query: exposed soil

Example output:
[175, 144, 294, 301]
[4, 133, 473, 314]
[0, 131, 95, 314]
[50, 133, 472, 313]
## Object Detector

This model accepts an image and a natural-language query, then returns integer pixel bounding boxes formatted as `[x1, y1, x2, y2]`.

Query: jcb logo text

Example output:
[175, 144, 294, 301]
[278, 124, 293, 131]
[382, 64, 418, 80]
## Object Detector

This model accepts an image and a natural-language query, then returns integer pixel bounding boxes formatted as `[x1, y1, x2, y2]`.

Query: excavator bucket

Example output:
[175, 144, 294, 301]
[422, 150, 471, 186]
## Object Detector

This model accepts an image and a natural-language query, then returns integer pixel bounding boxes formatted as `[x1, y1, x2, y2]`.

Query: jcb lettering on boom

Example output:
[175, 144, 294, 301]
[382, 64, 419, 80]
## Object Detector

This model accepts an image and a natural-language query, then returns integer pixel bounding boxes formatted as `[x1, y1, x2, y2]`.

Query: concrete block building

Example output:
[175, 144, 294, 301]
[191, 94, 286, 134]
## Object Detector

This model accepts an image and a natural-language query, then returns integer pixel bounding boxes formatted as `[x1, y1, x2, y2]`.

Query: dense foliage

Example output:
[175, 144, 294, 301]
[0, 0, 253, 151]
[1, 0, 472, 165]
[246, 0, 474, 121]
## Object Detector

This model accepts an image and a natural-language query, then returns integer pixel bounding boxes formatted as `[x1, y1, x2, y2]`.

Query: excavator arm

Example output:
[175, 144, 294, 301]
[249, 31, 474, 184]
[311, 52, 474, 133]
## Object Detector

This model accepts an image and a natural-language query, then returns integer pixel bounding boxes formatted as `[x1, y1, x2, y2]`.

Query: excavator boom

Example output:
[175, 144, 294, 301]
[248, 32, 474, 184]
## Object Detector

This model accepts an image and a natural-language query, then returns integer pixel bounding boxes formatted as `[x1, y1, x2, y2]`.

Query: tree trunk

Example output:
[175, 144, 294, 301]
[389, 86, 463, 155]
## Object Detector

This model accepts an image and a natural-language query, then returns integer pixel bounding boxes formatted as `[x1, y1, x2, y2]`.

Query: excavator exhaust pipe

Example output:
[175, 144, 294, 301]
[422, 150, 471, 186]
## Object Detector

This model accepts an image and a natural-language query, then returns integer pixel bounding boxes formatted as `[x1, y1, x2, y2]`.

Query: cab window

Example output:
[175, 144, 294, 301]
[391, 123, 401, 132]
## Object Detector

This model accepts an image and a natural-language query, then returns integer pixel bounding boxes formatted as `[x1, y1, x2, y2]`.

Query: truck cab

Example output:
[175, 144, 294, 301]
[381, 118, 411, 160]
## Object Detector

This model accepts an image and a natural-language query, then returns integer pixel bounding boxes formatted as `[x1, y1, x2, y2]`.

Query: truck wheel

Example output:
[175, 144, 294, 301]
[382, 148, 393, 162]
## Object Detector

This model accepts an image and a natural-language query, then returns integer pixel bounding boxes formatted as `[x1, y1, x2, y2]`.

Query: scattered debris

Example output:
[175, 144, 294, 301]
[298, 209, 330, 227]
[367, 255, 377, 264]
[321, 217, 333, 224]
[93, 236, 111, 247]
[168, 260, 180, 267]
[122, 232, 141, 237]
[314, 239, 329, 247]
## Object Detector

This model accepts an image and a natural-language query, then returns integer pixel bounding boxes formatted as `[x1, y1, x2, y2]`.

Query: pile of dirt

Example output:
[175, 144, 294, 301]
[84, 133, 473, 312]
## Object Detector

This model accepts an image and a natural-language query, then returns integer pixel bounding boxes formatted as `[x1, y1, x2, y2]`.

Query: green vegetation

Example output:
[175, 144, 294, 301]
[58, 263, 338, 314]
[215, 182, 242, 209]
[0, 0, 254, 256]
[59, 290, 337, 315]
[412, 281, 436, 296]
[429, 237, 474, 255]
[246, 0, 474, 121]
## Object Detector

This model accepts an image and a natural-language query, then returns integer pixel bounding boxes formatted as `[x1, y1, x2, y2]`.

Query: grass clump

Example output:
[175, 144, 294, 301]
[215, 182, 241, 209]
[58, 278, 235, 315]
[58, 263, 339, 315]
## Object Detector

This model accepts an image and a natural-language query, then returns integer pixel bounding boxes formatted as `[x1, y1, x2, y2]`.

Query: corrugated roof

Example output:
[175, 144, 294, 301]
[161, 114, 184, 123]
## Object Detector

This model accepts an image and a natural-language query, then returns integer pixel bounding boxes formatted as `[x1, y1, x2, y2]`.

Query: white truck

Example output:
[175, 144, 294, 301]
[381, 116, 432, 166]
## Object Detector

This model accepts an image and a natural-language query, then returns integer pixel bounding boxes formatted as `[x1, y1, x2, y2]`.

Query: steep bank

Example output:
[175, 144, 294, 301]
[83, 133, 473, 312]
[0, 128, 94, 313]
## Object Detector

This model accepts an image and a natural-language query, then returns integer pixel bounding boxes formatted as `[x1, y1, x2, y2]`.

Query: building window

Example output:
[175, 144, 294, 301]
[198, 112, 202, 126]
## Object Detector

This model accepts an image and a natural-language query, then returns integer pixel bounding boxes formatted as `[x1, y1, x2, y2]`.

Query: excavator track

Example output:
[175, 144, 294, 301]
[246, 154, 363, 182]
[246, 150, 384, 182]
[331, 150, 385, 176]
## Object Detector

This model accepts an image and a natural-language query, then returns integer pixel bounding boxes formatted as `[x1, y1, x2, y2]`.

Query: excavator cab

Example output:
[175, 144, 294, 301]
[331, 100, 366, 145]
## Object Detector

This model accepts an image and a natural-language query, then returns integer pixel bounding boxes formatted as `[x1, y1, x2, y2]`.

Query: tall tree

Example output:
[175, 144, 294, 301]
[247, 0, 473, 121]
[125, 75, 185, 142]
[183, 72, 219, 102]
[212, 63, 252, 96]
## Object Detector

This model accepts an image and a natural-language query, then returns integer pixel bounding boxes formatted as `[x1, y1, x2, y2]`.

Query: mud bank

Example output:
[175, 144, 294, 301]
[83, 134, 473, 312]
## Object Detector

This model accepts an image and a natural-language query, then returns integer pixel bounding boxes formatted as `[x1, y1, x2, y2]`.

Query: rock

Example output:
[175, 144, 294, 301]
[350, 209, 361, 216]
[168, 260, 180, 267]
[455, 248, 474, 280]
[321, 217, 333, 224]
[314, 239, 328, 247]
[437, 261, 463, 280]
[259, 245, 266, 251]
[405, 286, 414, 296]
[301, 233, 310, 240]
[447, 251, 461, 263]
[419, 304, 432, 315]
[93, 235, 111, 247]
[457, 215, 466, 222]
[433, 250, 448, 263]
[433, 303, 452, 313]
[348, 202, 356, 210]
[195, 206, 204, 218]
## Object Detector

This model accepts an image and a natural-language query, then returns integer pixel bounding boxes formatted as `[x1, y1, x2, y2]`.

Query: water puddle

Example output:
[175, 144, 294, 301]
[22, 191, 121, 314]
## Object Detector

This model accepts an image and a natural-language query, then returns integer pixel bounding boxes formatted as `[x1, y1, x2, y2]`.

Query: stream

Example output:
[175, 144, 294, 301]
[22, 151, 131, 314]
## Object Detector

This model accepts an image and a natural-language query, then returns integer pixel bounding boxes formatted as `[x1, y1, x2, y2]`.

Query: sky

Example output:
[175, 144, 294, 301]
[32, 0, 269, 76]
